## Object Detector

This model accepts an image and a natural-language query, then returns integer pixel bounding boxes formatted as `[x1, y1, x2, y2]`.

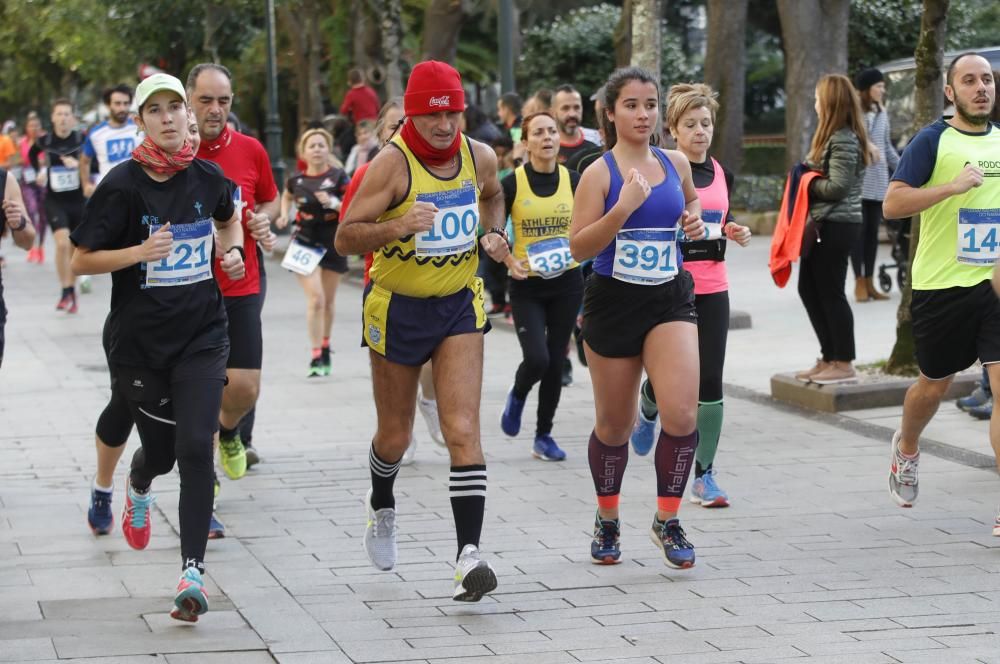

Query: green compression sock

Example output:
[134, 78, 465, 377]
[694, 400, 724, 473]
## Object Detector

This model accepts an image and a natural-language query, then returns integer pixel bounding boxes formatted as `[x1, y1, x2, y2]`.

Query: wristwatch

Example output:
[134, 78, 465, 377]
[10, 216, 27, 232]
[487, 226, 508, 242]
[225, 245, 246, 261]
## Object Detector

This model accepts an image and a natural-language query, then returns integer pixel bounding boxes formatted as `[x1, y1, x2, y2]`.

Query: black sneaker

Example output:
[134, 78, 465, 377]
[320, 346, 332, 376]
[561, 357, 573, 387]
[307, 357, 324, 378]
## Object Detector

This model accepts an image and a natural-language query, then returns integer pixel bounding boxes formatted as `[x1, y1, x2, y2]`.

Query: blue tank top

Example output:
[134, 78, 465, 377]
[593, 148, 687, 279]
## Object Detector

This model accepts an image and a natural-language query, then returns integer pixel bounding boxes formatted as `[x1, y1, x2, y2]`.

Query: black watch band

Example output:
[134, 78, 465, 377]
[10, 216, 27, 232]
[488, 227, 508, 242]
[225, 245, 246, 261]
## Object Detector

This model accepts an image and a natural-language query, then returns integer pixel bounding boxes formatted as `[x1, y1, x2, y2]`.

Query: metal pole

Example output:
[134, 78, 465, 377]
[498, 0, 515, 93]
[264, 0, 285, 186]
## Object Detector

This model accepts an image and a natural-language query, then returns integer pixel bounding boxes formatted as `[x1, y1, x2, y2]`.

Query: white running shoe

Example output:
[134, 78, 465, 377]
[418, 395, 445, 446]
[363, 488, 397, 571]
[889, 430, 919, 508]
[452, 544, 497, 602]
[401, 434, 417, 466]
[78, 275, 92, 294]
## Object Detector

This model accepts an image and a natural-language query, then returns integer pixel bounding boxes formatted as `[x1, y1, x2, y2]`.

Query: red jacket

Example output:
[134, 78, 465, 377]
[340, 86, 380, 123]
[769, 167, 822, 288]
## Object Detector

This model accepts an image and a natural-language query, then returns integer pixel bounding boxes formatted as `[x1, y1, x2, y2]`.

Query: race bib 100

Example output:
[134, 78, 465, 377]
[957, 208, 1000, 265]
[413, 187, 478, 256]
[526, 236, 573, 278]
[613, 227, 677, 285]
[145, 219, 214, 288]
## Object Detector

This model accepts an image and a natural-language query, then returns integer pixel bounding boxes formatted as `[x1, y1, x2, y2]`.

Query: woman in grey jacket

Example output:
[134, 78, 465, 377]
[852, 68, 899, 302]
[795, 74, 871, 385]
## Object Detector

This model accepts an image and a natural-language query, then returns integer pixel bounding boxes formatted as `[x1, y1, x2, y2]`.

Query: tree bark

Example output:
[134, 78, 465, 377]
[885, 0, 948, 376]
[704, 0, 748, 173]
[421, 0, 466, 64]
[371, 0, 405, 99]
[629, 0, 661, 79]
[278, 1, 325, 132]
[613, 0, 633, 69]
[776, 0, 849, 168]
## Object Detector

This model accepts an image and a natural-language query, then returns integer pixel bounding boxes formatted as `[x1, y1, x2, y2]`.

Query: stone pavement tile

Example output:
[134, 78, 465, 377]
[165, 654, 277, 664]
[567, 637, 721, 661]
[320, 618, 466, 642]
[771, 587, 909, 604]
[798, 636, 946, 655]
[224, 588, 336, 653]
[0, 618, 148, 639]
[0, 598, 42, 622]
[336, 638, 491, 662]
[427, 654, 579, 664]
[0, 637, 56, 662]
[52, 627, 265, 658]
[883, 649, 998, 664]
[27, 658, 166, 664]
[143, 611, 249, 633]
[272, 653, 354, 664]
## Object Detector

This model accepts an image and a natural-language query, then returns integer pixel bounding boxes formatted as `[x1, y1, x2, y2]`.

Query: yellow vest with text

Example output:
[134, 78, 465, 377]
[368, 135, 480, 297]
[510, 164, 578, 278]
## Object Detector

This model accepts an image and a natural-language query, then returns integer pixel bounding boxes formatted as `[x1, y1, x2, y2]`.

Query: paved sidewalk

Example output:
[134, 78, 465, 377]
[1, 241, 999, 663]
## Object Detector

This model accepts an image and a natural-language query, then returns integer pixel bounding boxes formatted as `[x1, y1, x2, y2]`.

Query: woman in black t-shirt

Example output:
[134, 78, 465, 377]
[277, 128, 351, 377]
[0, 168, 36, 368]
[70, 74, 246, 624]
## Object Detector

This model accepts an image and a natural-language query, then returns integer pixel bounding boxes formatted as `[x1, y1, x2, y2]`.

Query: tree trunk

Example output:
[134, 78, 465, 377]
[704, 0, 747, 173]
[613, 0, 633, 69]
[278, 2, 325, 132]
[776, 0, 849, 168]
[371, 0, 405, 99]
[630, 0, 661, 79]
[885, 0, 948, 376]
[422, 0, 466, 64]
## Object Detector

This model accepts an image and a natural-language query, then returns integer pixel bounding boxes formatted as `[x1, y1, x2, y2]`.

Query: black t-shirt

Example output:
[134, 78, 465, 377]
[29, 131, 86, 203]
[285, 167, 350, 247]
[559, 137, 601, 173]
[71, 159, 236, 369]
[0, 169, 6, 325]
[501, 162, 581, 218]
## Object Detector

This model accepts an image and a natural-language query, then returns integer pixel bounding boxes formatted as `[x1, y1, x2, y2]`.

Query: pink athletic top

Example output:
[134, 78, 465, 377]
[685, 157, 729, 295]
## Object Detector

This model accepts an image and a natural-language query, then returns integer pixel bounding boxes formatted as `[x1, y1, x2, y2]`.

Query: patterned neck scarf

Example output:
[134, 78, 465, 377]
[131, 136, 195, 175]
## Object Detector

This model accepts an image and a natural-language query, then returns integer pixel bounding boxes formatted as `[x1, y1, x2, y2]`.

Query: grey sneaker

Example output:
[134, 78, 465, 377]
[889, 430, 919, 507]
[363, 489, 397, 570]
[401, 434, 417, 466]
[452, 544, 497, 602]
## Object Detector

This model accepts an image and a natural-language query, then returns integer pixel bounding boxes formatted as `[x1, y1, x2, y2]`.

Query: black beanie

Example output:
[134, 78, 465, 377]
[854, 68, 884, 92]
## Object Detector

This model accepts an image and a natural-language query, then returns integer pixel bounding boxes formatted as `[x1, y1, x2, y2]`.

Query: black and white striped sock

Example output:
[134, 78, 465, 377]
[450, 464, 487, 560]
[369, 444, 401, 510]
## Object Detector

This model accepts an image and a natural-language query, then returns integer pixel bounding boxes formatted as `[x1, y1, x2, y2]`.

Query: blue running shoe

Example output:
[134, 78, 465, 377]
[591, 513, 621, 564]
[629, 410, 657, 456]
[208, 513, 226, 539]
[532, 434, 567, 461]
[500, 387, 526, 437]
[689, 469, 730, 508]
[650, 517, 695, 569]
[87, 487, 114, 535]
[171, 567, 209, 622]
[969, 400, 993, 421]
[957, 386, 989, 412]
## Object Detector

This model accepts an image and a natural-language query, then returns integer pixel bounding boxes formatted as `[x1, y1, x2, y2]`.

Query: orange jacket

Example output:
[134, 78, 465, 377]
[769, 166, 822, 288]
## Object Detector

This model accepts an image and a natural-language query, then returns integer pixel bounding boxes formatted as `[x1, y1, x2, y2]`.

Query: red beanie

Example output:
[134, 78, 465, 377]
[404, 60, 465, 116]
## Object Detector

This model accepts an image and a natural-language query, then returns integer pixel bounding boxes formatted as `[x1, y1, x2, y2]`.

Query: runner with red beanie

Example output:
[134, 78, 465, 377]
[337, 60, 509, 601]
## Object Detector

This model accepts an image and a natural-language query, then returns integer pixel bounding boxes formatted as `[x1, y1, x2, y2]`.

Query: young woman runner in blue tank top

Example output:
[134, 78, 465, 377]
[569, 67, 706, 569]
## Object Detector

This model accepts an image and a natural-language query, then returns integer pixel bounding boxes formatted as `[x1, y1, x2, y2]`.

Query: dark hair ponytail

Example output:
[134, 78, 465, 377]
[599, 66, 661, 151]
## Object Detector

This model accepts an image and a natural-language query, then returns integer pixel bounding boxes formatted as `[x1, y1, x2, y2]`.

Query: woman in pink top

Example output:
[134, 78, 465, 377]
[630, 83, 752, 508]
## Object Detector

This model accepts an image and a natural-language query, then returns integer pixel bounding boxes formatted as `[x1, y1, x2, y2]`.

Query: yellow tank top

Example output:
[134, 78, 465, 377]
[369, 134, 480, 297]
[510, 164, 577, 278]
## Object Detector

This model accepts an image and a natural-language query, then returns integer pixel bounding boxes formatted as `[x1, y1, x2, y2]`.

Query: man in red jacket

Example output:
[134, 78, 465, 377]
[340, 69, 381, 124]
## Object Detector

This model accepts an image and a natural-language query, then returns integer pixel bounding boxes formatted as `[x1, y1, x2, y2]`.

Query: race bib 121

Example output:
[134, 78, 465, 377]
[145, 219, 214, 288]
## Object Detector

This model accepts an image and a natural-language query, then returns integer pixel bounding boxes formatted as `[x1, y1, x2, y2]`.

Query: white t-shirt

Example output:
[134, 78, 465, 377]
[82, 120, 144, 182]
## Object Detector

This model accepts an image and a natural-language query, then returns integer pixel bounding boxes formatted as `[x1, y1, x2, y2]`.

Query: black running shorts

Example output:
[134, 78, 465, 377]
[224, 292, 264, 370]
[582, 269, 697, 358]
[45, 198, 84, 232]
[911, 279, 1000, 379]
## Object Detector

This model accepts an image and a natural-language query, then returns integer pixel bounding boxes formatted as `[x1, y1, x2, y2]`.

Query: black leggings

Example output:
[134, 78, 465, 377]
[851, 200, 882, 278]
[509, 269, 584, 436]
[97, 317, 135, 447]
[694, 290, 729, 403]
[798, 220, 860, 362]
[118, 349, 227, 570]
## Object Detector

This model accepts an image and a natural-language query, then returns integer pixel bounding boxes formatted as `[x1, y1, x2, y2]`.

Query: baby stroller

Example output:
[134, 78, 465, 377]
[877, 216, 911, 293]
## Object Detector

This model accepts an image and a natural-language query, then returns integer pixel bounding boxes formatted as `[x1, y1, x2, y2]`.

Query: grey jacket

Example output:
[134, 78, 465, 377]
[807, 127, 864, 224]
[861, 107, 899, 201]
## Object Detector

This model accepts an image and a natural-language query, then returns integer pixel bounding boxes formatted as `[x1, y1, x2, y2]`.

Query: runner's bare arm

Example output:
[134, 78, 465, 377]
[79, 154, 94, 197]
[569, 159, 630, 261]
[72, 222, 176, 276]
[255, 196, 280, 221]
[471, 140, 504, 231]
[883, 165, 983, 219]
[2, 176, 34, 250]
[336, 148, 429, 255]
